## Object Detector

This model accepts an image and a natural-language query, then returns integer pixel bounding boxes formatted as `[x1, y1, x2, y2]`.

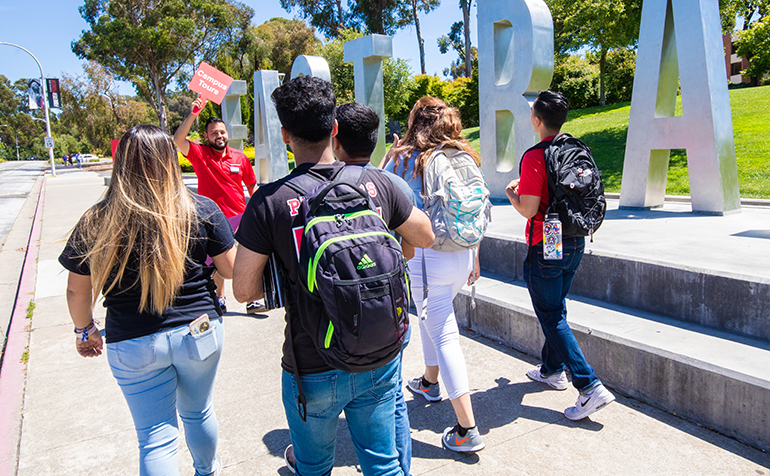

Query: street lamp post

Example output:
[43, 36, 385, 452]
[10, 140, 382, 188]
[0, 42, 56, 176]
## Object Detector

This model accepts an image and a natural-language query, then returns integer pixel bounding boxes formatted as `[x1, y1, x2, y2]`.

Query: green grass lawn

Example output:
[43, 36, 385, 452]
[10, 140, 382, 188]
[462, 85, 770, 198]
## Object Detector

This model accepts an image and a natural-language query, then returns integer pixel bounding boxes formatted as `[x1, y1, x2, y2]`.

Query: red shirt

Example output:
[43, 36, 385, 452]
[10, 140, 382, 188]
[185, 141, 257, 218]
[518, 136, 555, 245]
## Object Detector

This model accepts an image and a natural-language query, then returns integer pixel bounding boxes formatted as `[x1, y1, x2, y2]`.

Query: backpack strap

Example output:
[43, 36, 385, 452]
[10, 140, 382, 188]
[519, 140, 551, 247]
[281, 168, 327, 196]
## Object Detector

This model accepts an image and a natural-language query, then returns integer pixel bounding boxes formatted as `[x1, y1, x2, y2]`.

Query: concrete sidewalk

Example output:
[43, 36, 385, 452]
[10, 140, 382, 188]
[5, 168, 770, 475]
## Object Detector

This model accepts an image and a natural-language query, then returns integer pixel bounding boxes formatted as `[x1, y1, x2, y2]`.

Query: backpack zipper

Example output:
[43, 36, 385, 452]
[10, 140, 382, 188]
[308, 231, 401, 292]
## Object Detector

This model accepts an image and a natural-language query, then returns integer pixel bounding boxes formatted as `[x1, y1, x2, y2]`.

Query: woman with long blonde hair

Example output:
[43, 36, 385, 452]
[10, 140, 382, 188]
[59, 125, 235, 476]
[381, 97, 485, 452]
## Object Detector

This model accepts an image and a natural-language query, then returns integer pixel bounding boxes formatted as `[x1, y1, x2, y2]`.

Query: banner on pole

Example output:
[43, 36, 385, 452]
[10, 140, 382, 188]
[47, 78, 61, 109]
[27, 78, 44, 110]
[187, 62, 234, 107]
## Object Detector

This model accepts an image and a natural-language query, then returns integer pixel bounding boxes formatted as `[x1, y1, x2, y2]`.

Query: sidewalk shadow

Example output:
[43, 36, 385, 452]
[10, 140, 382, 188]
[407, 377, 603, 437]
[262, 428, 294, 475]
[224, 310, 270, 320]
[603, 207, 701, 221]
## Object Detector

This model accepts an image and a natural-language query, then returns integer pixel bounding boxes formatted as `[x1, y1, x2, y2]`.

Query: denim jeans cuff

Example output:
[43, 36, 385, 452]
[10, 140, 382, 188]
[579, 380, 602, 395]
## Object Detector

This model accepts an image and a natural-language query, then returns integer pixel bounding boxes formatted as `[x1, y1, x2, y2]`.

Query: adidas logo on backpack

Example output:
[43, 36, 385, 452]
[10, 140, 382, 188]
[523, 133, 606, 241]
[356, 254, 377, 270]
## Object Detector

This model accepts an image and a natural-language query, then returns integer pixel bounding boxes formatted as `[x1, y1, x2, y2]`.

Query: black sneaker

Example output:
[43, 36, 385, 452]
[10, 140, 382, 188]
[246, 300, 267, 314]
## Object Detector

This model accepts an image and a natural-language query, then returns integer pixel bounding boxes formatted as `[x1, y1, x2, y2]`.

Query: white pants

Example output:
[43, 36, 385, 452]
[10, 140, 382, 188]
[409, 247, 473, 400]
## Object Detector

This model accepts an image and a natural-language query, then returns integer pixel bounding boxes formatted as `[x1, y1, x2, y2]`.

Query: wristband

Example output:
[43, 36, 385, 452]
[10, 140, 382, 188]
[74, 321, 98, 342]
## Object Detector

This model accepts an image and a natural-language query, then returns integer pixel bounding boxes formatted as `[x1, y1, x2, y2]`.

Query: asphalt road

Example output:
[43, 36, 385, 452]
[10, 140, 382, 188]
[0, 160, 47, 248]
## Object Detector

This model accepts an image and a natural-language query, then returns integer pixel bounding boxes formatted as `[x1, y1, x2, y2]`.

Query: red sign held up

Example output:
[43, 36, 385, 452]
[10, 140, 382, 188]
[188, 62, 234, 108]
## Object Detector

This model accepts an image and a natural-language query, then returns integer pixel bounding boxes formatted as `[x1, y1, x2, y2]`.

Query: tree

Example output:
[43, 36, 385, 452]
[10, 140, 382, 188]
[254, 18, 321, 76]
[736, 15, 770, 81]
[547, 0, 642, 106]
[721, 0, 768, 32]
[438, 21, 478, 79]
[399, 0, 441, 75]
[280, 0, 348, 38]
[460, 0, 473, 78]
[58, 62, 155, 155]
[72, 0, 252, 132]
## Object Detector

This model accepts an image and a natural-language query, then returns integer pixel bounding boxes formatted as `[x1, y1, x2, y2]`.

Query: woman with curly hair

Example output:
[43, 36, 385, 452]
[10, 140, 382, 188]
[381, 97, 485, 453]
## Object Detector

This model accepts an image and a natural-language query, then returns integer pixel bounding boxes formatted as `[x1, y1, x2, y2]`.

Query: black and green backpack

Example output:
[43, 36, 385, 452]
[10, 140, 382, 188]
[284, 166, 410, 375]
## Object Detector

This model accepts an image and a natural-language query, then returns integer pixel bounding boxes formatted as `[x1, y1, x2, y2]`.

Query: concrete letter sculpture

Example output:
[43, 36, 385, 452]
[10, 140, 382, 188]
[253, 70, 289, 184]
[221, 80, 248, 151]
[477, 0, 554, 200]
[343, 34, 393, 164]
[290, 55, 332, 82]
[620, 0, 740, 214]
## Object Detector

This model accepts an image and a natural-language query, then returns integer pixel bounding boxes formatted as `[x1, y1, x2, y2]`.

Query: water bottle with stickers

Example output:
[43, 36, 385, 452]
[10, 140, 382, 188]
[543, 213, 562, 260]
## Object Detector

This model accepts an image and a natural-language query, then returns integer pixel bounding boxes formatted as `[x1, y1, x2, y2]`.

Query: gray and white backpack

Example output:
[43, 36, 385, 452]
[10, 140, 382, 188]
[421, 147, 491, 252]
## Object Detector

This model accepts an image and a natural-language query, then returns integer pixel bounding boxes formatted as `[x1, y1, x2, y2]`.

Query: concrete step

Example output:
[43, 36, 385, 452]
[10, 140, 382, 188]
[453, 273, 770, 451]
[478, 235, 770, 343]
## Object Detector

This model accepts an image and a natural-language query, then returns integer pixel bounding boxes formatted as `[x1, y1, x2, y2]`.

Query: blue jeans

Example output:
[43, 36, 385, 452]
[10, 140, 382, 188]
[282, 356, 404, 476]
[107, 317, 224, 476]
[395, 326, 411, 476]
[523, 237, 599, 392]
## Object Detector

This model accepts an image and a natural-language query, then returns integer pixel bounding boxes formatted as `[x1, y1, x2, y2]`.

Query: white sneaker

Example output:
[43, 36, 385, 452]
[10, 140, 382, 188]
[564, 383, 615, 420]
[211, 454, 222, 476]
[526, 365, 569, 390]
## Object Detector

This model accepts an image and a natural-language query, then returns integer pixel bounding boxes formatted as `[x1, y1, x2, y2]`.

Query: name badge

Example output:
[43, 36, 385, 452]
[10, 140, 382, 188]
[230, 165, 240, 174]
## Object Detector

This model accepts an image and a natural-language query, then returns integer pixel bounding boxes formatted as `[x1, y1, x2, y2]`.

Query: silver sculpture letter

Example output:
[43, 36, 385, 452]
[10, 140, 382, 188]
[477, 0, 554, 200]
[254, 70, 289, 184]
[291, 55, 332, 82]
[620, 0, 740, 214]
[221, 80, 248, 151]
[344, 34, 392, 163]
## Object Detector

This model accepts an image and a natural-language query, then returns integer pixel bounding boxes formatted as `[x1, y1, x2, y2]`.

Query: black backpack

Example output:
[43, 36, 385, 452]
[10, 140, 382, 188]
[521, 133, 606, 242]
[283, 166, 409, 374]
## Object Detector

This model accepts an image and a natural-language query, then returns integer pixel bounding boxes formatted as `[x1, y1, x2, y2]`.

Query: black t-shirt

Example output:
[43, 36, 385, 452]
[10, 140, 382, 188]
[59, 194, 234, 343]
[235, 161, 414, 375]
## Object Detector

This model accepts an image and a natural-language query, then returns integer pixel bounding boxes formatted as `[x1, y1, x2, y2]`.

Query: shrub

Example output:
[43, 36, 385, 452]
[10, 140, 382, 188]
[551, 54, 600, 109]
[178, 152, 193, 173]
[603, 48, 636, 105]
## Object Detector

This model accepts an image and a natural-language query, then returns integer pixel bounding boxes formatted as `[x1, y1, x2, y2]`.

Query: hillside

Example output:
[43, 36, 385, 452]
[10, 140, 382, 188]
[463, 85, 769, 198]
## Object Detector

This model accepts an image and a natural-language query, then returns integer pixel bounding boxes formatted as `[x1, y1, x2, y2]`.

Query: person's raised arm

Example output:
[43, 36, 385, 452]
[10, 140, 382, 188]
[232, 246, 269, 303]
[394, 206, 435, 249]
[173, 97, 208, 157]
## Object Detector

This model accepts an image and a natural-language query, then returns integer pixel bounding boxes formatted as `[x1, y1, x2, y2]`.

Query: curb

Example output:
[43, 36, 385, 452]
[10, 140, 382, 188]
[0, 177, 46, 476]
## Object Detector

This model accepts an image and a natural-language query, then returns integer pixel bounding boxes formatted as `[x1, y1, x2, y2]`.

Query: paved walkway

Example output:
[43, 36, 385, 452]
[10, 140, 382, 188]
[3, 168, 770, 475]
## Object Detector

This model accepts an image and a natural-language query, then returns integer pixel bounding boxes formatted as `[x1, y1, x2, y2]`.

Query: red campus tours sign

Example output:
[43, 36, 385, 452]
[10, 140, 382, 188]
[188, 62, 234, 110]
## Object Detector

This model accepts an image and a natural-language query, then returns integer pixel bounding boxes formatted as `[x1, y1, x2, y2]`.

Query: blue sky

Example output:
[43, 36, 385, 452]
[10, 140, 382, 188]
[0, 0, 477, 96]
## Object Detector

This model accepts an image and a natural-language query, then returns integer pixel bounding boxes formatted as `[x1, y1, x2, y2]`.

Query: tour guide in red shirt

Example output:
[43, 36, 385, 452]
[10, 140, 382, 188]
[506, 90, 615, 421]
[174, 96, 261, 314]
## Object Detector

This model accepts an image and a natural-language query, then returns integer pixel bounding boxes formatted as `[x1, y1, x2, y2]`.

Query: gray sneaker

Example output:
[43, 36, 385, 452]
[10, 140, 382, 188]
[406, 376, 442, 402]
[564, 383, 615, 420]
[442, 424, 485, 452]
[526, 365, 569, 390]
